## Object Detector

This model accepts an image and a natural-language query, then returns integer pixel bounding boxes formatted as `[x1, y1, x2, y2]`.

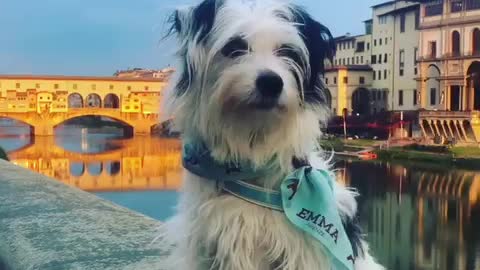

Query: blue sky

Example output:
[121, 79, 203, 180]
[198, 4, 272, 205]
[0, 0, 383, 76]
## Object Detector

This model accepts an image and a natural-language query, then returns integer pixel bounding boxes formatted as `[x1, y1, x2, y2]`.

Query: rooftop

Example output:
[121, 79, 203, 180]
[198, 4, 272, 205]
[0, 74, 168, 83]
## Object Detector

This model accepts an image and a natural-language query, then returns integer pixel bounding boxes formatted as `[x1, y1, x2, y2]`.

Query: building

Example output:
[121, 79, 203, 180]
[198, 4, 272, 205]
[414, 0, 480, 143]
[114, 68, 175, 80]
[327, 1, 421, 117]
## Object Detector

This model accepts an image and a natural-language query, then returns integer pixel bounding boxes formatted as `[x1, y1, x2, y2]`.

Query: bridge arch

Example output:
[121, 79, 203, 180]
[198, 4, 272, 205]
[86, 93, 102, 108]
[104, 94, 120, 109]
[466, 61, 480, 110]
[87, 162, 103, 176]
[68, 93, 84, 108]
[53, 114, 135, 136]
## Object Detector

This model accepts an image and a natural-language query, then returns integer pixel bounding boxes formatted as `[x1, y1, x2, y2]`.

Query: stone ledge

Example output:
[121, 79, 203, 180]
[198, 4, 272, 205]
[0, 160, 164, 270]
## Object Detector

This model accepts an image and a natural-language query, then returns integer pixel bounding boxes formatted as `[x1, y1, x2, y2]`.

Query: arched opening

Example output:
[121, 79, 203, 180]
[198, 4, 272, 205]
[427, 65, 441, 108]
[352, 88, 370, 116]
[68, 93, 84, 108]
[70, 162, 85, 176]
[466, 61, 480, 110]
[86, 93, 102, 108]
[55, 115, 134, 139]
[323, 88, 332, 110]
[104, 94, 120, 109]
[0, 117, 34, 138]
[473, 28, 480, 55]
[105, 161, 121, 175]
[452, 31, 461, 56]
[87, 162, 103, 176]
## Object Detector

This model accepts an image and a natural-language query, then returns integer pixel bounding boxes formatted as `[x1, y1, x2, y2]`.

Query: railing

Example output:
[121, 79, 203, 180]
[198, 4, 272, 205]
[419, 110, 478, 119]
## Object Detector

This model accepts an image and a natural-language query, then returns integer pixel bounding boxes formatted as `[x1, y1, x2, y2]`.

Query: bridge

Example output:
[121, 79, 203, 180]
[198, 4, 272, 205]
[0, 74, 169, 136]
[7, 136, 182, 192]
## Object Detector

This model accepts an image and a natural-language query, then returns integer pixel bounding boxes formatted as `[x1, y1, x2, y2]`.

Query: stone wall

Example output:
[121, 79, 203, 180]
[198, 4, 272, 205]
[0, 160, 165, 270]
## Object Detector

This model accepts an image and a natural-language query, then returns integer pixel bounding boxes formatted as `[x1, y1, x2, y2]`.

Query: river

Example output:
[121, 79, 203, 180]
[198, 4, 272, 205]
[0, 123, 479, 270]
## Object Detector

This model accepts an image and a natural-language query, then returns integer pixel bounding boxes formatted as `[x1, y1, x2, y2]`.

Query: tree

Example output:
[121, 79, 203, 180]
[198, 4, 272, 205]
[0, 147, 8, 161]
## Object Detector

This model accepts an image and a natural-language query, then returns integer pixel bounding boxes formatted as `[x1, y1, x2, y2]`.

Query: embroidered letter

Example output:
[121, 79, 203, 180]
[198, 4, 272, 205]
[306, 212, 321, 224]
[296, 208, 310, 219]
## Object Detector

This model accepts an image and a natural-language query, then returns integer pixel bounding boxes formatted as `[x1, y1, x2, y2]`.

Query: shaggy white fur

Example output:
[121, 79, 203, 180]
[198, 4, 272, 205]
[158, 0, 385, 269]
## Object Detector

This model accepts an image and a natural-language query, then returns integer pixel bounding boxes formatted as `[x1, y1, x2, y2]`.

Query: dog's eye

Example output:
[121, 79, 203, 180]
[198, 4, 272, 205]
[277, 45, 304, 67]
[221, 37, 249, 58]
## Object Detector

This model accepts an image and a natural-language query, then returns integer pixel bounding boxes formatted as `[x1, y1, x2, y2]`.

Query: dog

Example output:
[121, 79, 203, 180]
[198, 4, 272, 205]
[159, 0, 384, 269]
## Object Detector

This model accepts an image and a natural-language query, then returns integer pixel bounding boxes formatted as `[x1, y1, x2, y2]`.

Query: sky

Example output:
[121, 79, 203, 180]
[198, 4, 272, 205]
[0, 0, 384, 76]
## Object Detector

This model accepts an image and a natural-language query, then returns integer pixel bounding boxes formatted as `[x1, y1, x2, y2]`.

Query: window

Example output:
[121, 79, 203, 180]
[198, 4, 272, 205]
[325, 78, 329, 85]
[343, 58, 346, 65]
[352, 57, 355, 64]
[452, 31, 461, 56]
[343, 43, 346, 50]
[400, 69, 404, 76]
[110, 85, 114, 90]
[145, 86, 149, 90]
[414, 47, 418, 64]
[367, 43, 370, 50]
[373, 71, 376, 80]
[127, 86, 132, 91]
[425, 1, 443, 16]
[343, 77, 348, 84]
[356, 41, 365, 52]
[334, 59, 338, 66]
[399, 90, 404, 106]
[466, 0, 480, 10]
[384, 70, 387, 79]
[35, 83, 40, 88]
[400, 13, 406, 33]
[359, 76, 365, 84]
[379, 16, 387, 24]
[379, 38, 383, 46]
[334, 77, 337, 84]
[91, 84, 96, 90]
[379, 54, 382, 64]
[16, 83, 20, 89]
[54, 84, 59, 89]
[356, 56, 359, 64]
[384, 53, 388, 63]
[372, 55, 377, 64]
[347, 58, 350, 65]
[73, 84, 77, 90]
[413, 90, 418, 105]
[429, 41, 437, 58]
[374, 39, 377, 47]
[415, 10, 420, 29]
[399, 50, 405, 76]
[473, 28, 480, 54]
[378, 70, 381, 80]
[361, 56, 364, 63]
[430, 88, 437, 105]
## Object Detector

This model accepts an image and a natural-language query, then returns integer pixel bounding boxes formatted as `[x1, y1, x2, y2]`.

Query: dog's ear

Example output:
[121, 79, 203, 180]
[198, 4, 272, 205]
[167, 0, 221, 44]
[290, 6, 335, 104]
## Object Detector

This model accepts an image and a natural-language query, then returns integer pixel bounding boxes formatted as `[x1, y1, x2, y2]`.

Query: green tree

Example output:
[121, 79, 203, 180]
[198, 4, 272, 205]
[0, 147, 8, 161]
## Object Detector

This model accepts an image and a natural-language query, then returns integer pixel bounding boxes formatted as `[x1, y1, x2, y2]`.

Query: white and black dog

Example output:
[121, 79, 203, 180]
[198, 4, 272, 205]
[159, 0, 384, 269]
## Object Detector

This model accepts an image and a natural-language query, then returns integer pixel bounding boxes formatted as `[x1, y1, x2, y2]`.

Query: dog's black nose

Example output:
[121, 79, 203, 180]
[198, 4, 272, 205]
[255, 70, 283, 98]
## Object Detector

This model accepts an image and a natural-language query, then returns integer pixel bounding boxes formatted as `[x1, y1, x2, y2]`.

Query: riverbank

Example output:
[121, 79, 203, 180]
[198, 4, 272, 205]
[320, 138, 480, 169]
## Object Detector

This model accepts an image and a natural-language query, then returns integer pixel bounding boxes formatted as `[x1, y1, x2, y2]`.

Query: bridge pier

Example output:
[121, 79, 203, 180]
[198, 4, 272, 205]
[133, 124, 153, 136]
[33, 124, 55, 136]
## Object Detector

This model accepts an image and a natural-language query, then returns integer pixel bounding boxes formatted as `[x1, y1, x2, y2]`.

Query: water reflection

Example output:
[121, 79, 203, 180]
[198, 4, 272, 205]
[338, 160, 480, 270]
[4, 127, 182, 191]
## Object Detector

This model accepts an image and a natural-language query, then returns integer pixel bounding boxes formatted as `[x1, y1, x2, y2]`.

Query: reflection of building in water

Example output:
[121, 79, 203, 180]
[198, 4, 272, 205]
[344, 161, 480, 270]
[8, 137, 182, 191]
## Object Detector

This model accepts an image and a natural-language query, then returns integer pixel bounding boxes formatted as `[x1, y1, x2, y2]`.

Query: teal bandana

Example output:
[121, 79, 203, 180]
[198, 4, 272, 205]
[182, 142, 355, 270]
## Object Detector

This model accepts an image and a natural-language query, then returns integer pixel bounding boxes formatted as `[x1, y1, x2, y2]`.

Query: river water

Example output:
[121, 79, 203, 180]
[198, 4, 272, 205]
[0, 123, 479, 270]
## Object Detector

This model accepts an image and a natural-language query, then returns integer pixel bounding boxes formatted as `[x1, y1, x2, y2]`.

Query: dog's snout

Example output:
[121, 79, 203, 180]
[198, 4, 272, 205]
[255, 70, 283, 98]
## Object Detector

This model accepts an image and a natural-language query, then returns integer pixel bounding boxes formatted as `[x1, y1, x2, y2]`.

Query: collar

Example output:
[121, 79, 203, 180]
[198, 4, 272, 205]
[182, 141, 283, 211]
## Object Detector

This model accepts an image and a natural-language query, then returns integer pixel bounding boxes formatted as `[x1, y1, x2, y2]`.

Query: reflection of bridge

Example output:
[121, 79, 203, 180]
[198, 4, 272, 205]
[0, 75, 169, 135]
[8, 137, 182, 191]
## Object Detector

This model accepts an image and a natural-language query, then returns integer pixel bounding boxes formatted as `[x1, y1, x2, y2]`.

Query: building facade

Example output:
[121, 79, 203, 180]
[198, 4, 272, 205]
[327, 1, 421, 117]
[415, 0, 480, 143]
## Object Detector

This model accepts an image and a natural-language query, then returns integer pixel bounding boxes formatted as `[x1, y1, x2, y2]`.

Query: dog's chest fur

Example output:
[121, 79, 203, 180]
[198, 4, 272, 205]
[162, 172, 331, 270]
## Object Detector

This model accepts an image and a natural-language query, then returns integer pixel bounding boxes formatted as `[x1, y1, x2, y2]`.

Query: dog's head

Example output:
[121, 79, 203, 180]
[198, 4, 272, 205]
[164, 0, 335, 167]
